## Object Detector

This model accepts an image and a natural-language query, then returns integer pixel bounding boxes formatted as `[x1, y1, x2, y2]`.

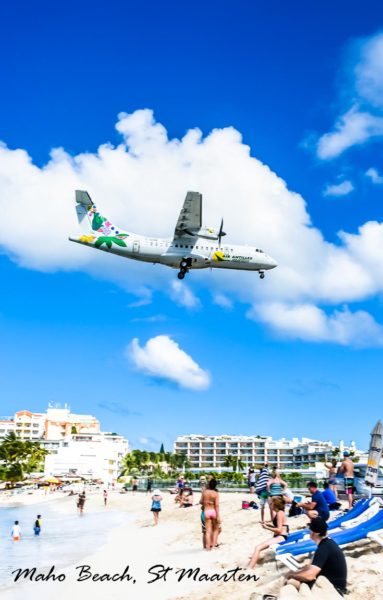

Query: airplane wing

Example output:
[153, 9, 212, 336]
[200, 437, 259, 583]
[174, 191, 202, 238]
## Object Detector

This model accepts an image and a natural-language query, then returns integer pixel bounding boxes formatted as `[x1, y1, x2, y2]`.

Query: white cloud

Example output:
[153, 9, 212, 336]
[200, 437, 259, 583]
[128, 335, 210, 390]
[317, 33, 383, 159]
[355, 33, 383, 107]
[2, 108, 383, 346]
[251, 302, 383, 347]
[317, 107, 383, 159]
[366, 167, 383, 184]
[212, 293, 233, 310]
[170, 281, 201, 308]
[323, 180, 354, 197]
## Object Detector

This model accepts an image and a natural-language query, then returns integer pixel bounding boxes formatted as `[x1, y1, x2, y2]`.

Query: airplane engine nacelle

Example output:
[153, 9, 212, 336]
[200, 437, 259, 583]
[190, 254, 211, 269]
[194, 226, 218, 240]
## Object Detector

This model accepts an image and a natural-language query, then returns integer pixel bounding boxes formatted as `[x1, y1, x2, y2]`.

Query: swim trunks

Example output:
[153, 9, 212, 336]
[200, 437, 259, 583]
[345, 478, 354, 494]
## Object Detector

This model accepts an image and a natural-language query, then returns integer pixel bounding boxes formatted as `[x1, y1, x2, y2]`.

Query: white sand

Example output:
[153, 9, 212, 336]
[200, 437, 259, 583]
[1, 490, 383, 600]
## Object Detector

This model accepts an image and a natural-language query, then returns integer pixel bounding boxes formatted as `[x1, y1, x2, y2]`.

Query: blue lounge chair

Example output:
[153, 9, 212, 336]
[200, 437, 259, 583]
[276, 506, 383, 557]
[279, 498, 370, 546]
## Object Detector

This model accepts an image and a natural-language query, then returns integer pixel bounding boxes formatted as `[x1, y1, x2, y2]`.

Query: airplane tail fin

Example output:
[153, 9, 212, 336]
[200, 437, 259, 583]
[75, 190, 125, 236]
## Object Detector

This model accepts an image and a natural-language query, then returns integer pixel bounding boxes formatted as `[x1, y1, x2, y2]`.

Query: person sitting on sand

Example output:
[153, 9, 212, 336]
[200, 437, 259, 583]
[283, 517, 347, 596]
[296, 481, 330, 521]
[200, 478, 220, 551]
[248, 497, 289, 569]
[179, 487, 193, 507]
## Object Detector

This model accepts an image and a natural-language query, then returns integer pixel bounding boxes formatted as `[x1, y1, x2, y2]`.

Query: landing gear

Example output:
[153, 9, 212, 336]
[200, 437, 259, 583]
[259, 270, 265, 279]
[177, 258, 191, 280]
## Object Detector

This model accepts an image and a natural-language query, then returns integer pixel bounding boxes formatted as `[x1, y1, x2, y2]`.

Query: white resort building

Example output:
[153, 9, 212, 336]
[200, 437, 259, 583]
[0, 404, 129, 484]
[173, 434, 361, 472]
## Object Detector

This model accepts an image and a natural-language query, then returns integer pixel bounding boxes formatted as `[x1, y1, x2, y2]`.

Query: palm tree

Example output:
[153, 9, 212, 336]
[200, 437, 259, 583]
[223, 454, 245, 472]
[237, 457, 246, 472]
[0, 433, 49, 482]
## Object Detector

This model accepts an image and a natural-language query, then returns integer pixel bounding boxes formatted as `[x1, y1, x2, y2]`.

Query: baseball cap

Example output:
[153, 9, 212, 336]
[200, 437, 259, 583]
[343, 451, 350, 457]
[309, 517, 328, 536]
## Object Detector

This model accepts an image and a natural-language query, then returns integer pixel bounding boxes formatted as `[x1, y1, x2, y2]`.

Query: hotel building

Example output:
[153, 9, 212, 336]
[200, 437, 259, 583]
[0, 405, 100, 441]
[0, 404, 129, 484]
[173, 434, 360, 471]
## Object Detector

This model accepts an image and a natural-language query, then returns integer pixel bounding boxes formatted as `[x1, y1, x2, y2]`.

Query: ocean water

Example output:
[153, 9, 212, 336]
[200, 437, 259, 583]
[0, 500, 127, 586]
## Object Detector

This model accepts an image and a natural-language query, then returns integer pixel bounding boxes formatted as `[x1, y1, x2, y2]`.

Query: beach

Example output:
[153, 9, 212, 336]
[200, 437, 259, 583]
[0, 490, 383, 600]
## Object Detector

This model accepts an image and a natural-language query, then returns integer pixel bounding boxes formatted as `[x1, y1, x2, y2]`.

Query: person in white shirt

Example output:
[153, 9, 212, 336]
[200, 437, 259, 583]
[11, 521, 21, 541]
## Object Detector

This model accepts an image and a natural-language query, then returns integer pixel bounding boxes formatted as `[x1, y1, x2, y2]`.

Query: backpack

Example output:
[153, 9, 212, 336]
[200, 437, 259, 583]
[289, 500, 303, 517]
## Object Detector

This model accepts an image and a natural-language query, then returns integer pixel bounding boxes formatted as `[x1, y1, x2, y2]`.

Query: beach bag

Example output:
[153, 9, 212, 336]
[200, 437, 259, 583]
[242, 500, 250, 509]
[289, 501, 303, 517]
[249, 501, 259, 509]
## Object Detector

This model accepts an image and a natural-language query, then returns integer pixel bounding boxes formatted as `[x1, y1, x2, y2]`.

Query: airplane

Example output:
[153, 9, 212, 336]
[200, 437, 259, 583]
[69, 190, 278, 279]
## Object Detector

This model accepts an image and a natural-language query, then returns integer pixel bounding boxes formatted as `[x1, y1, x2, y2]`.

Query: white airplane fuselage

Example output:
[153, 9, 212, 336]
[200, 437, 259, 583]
[70, 231, 277, 273]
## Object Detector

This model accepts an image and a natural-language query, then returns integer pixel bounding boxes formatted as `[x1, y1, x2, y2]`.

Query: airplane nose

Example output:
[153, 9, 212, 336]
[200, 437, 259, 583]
[268, 256, 278, 269]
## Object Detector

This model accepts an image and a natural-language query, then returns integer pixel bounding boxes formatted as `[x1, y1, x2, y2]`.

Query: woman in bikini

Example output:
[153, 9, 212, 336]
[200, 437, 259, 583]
[267, 469, 288, 520]
[248, 496, 289, 569]
[200, 478, 220, 550]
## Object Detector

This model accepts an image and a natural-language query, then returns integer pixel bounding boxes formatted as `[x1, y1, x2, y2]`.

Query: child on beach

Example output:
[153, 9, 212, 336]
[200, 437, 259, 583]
[150, 489, 163, 525]
[11, 521, 21, 541]
[103, 489, 108, 506]
[34, 515, 42, 535]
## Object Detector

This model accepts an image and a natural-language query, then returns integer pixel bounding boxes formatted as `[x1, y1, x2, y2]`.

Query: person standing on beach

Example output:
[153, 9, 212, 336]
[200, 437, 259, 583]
[326, 459, 338, 499]
[11, 521, 21, 541]
[248, 469, 256, 494]
[200, 478, 220, 551]
[150, 489, 163, 525]
[146, 477, 153, 495]
[34, 515, 42, 535]
[256, 464, 270, 524]
[77, 491, 86, 514]
[339, 451, 355, 509]
[103, 489, 108, 506]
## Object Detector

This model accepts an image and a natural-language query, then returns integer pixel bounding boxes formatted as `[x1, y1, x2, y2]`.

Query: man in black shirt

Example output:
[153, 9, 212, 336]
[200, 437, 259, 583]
[283, 517, 347, 596]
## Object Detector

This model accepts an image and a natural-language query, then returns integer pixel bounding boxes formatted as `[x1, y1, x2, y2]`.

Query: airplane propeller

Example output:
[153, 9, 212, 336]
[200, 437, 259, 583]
[218, 218, 226, 247]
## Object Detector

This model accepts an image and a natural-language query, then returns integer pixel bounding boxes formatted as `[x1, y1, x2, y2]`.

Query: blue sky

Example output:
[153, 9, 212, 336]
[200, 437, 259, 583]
[1, 0, 383, 450]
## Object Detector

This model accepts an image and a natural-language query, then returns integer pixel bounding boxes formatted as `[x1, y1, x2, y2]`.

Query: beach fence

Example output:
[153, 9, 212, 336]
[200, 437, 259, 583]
[122, 477, 327, 493]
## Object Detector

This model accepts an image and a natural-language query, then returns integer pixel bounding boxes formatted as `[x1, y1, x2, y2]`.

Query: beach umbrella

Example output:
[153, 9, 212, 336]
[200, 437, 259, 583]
[45, 476, 61, 484]
[365, 420, 383, 492]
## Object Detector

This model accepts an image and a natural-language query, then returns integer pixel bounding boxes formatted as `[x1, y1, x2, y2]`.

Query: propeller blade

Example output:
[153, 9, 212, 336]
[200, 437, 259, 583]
[218, 218, 226, 246]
